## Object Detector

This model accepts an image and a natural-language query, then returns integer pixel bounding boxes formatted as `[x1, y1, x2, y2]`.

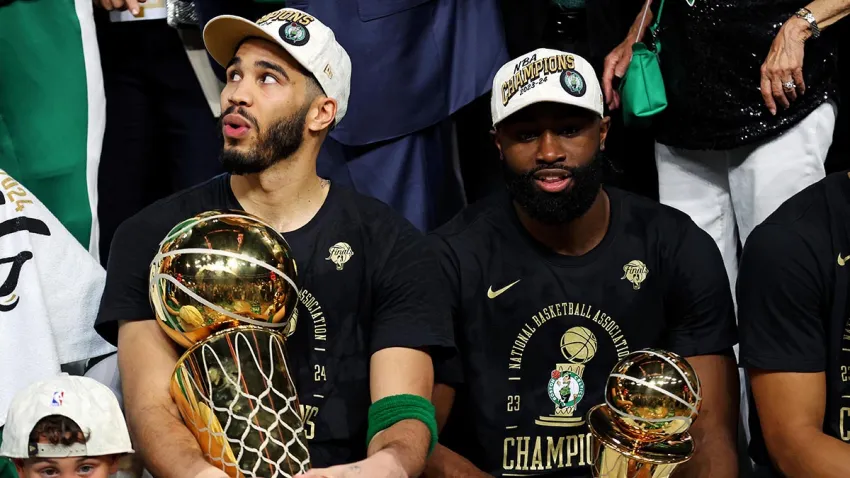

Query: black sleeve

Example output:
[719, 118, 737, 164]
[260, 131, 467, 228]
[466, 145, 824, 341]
[369, 220, 456, 359]
[427, 234, 465, 386]
[663, 221, 738, 358]
[94, 216, 161, 345]
[737, 224, 826, 372]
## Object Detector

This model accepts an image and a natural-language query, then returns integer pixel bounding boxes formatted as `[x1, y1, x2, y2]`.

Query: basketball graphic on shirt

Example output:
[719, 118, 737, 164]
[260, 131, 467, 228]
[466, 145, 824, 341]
[560, 326, 597, 364]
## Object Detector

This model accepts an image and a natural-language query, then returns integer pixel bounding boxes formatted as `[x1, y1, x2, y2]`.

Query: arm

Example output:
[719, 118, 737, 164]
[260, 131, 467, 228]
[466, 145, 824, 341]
[664, 221, 739, 477]
[750, 371, 850, 477]
[423, 385, 491, 478]
[602, 0, 653, 109]
[672, 354, 739, 478]
[365, 347, 434, 476]
[803, 0, 850, 30]
[737, 223, 845, 475]
[761, 0, 850, 113]
[118, 320, 226, 478]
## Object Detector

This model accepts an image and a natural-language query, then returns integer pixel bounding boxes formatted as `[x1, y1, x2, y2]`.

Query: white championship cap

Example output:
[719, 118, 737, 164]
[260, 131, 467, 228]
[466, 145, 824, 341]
[0, 375, 134, 459]
[203, 8, 352, 125]
[491, 48, 604, 126]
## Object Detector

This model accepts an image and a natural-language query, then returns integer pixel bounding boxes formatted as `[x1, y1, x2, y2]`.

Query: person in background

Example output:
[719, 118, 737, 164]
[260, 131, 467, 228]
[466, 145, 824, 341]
[94, 0, 223, 264]
[738, 171, 850, 477]
[0, 375, 134, 478]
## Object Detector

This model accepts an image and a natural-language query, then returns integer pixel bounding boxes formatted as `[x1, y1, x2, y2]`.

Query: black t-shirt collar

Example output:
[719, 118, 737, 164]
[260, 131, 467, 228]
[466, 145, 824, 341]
[219, 173, 337, 239]
[503, 186, 622, 267]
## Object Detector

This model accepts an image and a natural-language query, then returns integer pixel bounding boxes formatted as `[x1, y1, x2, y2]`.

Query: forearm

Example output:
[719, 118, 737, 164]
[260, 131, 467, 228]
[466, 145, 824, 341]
[805, 0, 850, 29]
[368, 419, 431, 477]
[126, 402, 214, 478]
[769, 429, 850, 477]
[626, 0, 654, 42]
[423, 444, 490, 478]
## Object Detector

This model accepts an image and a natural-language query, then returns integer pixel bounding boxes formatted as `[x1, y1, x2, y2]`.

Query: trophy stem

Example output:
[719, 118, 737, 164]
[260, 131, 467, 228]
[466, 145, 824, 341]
[170, 325, 311, 478]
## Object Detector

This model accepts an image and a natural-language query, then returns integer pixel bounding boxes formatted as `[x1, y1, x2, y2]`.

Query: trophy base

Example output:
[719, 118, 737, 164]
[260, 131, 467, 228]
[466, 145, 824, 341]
[586, 404, 694, 465]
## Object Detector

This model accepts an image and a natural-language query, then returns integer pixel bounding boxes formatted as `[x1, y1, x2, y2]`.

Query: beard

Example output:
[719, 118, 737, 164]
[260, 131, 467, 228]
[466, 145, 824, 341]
[503, 151, 605, 225]
[218, 104, 309, 175]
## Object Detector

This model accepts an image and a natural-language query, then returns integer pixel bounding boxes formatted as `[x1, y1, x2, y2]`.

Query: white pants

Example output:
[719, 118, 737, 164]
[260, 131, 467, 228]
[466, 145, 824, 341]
[655, 100, 837, 455]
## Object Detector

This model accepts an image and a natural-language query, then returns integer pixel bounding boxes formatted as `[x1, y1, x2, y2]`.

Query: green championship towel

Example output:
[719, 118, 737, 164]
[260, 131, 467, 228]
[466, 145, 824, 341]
[0, 0, 105, 260]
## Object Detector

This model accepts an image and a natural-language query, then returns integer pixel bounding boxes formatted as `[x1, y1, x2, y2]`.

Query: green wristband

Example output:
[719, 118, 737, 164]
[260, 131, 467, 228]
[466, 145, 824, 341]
[366, 394, 439, 457]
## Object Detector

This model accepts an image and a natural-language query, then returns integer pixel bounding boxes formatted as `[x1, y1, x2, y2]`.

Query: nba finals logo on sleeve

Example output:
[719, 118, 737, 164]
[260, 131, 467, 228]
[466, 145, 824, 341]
[326, 242, 353, 271]
[560, 69, 587, 97]
[621, 260, 649, 290]
[539, 326, 597, 428]
[502, 53, 577, 106]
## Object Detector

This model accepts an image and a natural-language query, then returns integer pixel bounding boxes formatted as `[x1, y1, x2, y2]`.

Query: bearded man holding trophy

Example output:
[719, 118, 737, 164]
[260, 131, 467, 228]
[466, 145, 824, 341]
[94, 8, 454, 478]
[423, 49, 740, 477]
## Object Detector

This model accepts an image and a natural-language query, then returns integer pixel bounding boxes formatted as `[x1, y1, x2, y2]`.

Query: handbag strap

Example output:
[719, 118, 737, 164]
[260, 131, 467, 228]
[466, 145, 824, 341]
[636, 0, 666, 40]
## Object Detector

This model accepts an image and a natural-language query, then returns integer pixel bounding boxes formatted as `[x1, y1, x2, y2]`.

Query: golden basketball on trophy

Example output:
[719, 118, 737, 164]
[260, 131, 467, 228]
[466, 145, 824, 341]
[149, 210, 310, 478]
[587, 349, 702, 478]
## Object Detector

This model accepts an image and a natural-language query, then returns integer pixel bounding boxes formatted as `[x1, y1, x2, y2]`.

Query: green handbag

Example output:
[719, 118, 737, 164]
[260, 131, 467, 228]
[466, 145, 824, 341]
[619, 0, 667, 127]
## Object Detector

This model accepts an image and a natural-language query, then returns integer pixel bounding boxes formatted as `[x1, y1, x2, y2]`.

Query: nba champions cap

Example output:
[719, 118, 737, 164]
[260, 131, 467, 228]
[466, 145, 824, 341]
[491, 48, 604, 126]
[0, 375, 134, 459]
[204, 8, 352, 125]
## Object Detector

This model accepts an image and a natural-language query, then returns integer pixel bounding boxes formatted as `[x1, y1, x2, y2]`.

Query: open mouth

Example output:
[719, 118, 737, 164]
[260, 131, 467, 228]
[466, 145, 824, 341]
[533, 169, 573, 192]
[223, 114, 252, 139]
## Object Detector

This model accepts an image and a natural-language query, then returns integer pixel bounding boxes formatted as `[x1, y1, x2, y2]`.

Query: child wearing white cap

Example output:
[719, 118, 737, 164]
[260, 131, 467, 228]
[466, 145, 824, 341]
[0, 375, 134, 478]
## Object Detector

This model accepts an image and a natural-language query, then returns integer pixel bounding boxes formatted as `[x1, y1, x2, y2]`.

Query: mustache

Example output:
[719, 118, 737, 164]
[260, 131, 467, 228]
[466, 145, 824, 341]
[220, 106, 260, 130]
[522, 163, 582, 177]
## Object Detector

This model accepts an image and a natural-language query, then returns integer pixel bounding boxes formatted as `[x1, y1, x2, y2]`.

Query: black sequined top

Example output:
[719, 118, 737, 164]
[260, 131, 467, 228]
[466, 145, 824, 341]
[654, 0, 839, 150]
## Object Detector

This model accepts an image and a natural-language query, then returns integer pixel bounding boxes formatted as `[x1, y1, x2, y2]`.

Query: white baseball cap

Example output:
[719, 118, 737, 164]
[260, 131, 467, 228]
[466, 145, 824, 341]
[203, 8, 352, 125]
[491, 48, 604, 126]
[0, 375, 133, 459]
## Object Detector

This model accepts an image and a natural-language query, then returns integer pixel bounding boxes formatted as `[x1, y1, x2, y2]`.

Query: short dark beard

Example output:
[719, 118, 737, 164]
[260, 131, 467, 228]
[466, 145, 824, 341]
[503, 151, 605, 225]
[218, 103, 309, 175]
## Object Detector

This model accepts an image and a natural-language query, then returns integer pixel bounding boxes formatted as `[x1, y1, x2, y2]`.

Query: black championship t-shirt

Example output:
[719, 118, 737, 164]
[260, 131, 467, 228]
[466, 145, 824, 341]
[432, 187, 737, 477]
[738, 171, 850, 475]
[94, 174, 454, 467]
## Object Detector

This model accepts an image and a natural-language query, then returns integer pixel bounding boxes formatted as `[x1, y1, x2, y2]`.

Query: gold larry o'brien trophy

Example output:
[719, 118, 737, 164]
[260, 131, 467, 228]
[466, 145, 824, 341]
[587, 349, 702, 478]
[148, 210, 310, 478]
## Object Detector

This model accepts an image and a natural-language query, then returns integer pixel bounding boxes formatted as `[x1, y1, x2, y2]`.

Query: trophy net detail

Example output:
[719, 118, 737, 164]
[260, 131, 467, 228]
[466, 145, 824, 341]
[172, 327, 311, 478]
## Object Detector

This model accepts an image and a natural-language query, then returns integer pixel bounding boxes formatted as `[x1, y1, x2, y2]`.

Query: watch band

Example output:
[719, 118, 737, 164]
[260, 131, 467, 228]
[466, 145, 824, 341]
[795, 7, 821, 39]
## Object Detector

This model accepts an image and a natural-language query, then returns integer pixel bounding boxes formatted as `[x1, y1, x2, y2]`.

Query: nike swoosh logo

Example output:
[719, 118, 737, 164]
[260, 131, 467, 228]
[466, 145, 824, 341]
[839, 254, 850, 266]
[487, 280, 521, 299]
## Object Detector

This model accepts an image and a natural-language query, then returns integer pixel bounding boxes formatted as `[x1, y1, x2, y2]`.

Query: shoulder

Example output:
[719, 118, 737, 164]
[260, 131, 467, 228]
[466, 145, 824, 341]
[431, 193, 508, 247]
[612, 187, 701, 235]
[331, 186, 421, 239]
[746, 172, 840, 256]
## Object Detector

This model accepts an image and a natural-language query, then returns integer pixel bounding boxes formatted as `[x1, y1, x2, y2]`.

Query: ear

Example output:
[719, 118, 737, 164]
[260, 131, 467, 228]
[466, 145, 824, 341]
[306, 96, 337, 133]
[598, 116, 611, 152]
[13, 459, 24, 475]
[492, 128, 504, 161]
[108, 456, 121, 475]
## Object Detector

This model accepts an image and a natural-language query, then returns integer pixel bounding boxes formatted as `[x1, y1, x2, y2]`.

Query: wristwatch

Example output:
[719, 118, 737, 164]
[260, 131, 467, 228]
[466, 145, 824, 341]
[795, 7, 821, 39]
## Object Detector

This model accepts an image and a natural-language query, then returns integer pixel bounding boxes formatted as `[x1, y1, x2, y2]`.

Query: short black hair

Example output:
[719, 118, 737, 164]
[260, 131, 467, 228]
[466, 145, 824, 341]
[28, 415, 88, 456]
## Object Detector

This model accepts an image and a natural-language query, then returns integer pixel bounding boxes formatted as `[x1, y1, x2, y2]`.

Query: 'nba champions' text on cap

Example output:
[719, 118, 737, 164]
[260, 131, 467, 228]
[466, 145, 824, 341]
[491, 48, 604, 126]
[203, 8, 352, 125]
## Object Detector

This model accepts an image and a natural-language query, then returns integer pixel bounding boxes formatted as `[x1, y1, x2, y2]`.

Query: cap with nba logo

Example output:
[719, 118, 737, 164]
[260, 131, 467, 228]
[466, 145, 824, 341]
[203, 8, 352, 125]
[491, 48, 604, 126]
[0, 375, 133, 459]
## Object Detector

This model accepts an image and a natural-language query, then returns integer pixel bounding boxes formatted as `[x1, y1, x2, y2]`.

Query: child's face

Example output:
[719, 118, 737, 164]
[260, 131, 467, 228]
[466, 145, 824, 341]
[15, 456, 117, 478]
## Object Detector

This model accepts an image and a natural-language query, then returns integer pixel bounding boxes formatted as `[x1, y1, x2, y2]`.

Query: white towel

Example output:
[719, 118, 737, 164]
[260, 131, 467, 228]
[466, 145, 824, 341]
[0, 171, 115, 426]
